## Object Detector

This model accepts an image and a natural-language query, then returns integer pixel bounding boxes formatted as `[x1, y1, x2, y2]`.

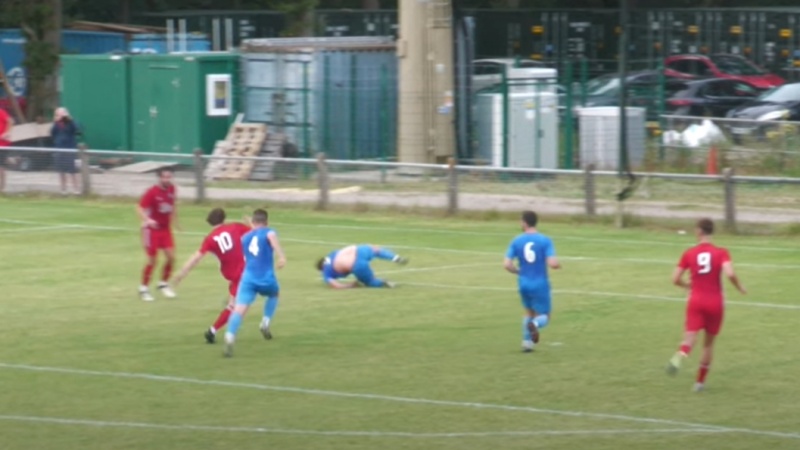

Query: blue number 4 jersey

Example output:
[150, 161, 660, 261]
[241, 227, 277, 284]
[506, 232, 556, 289]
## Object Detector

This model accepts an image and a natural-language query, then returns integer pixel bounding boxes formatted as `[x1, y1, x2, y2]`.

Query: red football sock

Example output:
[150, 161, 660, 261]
[212, 306, 233, 332]
[142, 263, 154, 286]
[161, 261, 173, 282]
[679, 344, 692, 356]
[697, 364, 710, 384]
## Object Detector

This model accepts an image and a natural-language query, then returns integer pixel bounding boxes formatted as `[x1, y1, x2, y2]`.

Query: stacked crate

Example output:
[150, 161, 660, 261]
[204, 123, 267, 180]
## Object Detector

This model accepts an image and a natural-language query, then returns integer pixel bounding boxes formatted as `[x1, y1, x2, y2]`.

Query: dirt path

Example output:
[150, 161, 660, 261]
[4, 170, 799, 224]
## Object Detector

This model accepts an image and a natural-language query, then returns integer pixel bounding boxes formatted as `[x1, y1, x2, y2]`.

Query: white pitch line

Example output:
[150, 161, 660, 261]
[381, 262, 494, 275]
[400, 281, 800, 311]
[0, 218, 796, 270]
[1, 363, 798, 440]
[0, 219, 800, 253]
[1, 218, 798, 309]
[267, 221, 800, 254]
[0, 225, 78, 234]
[0, 415, 727, 439]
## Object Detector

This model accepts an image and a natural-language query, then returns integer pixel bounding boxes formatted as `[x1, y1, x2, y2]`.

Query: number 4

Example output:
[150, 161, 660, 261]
[248, 236, 260, 256]
[697, 252, 711, 274]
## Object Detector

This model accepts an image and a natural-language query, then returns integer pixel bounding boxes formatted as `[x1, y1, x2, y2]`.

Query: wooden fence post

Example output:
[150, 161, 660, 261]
[78, 144, 91, 197]
[316, 153, 329, 211]
[584, 163, 596, 216]
[723, 167, 736, 232]
[447, 157, 458, 215]
[193, 149, 205, 204]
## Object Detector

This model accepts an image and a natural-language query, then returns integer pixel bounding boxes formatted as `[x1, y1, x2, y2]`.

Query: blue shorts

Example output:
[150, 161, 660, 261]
[519, 287, 552, 315]
[352, 245, 379, 286]
[236, 278, 279, 306]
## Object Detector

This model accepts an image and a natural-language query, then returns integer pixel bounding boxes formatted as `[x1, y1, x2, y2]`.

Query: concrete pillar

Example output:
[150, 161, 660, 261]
[397, 0, 455, 164]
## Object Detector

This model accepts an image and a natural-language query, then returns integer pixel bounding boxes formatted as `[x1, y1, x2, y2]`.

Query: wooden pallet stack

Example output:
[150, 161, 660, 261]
[204, 123, 268, 180]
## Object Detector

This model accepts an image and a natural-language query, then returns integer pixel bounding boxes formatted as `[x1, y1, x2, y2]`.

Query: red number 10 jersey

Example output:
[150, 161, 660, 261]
[200, 222, 251, 281]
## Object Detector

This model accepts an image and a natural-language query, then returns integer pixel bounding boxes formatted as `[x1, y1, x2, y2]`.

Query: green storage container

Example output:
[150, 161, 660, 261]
[130, 53, 238, 155]
[60, 54, 131, 150]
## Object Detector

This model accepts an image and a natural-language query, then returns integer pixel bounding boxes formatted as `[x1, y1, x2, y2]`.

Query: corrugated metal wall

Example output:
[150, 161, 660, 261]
[241, 38, 397, 160]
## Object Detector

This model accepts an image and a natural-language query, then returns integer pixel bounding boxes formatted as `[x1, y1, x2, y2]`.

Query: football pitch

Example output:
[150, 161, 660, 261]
[1, 197, 799, 450]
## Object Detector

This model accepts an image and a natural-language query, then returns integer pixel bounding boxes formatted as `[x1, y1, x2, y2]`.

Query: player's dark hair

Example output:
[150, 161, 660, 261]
[252, 209, 268, 224]
[156, 167, 174, 176]
[697, 218, 714, 235]
[316, 257, 325, 271]
[206, 208, 226, 226]
[522, 210, 538, 227]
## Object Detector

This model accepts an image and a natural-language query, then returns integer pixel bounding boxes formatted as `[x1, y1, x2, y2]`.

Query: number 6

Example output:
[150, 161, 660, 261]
[524, 242, 536, 263]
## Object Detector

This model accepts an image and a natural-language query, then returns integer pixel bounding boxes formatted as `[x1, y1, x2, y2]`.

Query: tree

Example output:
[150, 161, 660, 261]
[2, 0, 62, 121]
[269, 0, 318, 37]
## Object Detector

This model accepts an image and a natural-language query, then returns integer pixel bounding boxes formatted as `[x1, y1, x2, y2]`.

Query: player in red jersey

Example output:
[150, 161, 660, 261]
[666, 218, 746, 392]
[136, 168, 179, 301]
[170, 207, 251, 343]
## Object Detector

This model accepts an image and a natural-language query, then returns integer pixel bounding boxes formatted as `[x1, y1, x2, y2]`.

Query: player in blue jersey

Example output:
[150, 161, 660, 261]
[223, 209, 286, 358]
[504, 211, 561, 353]
[315, 245, 408, 289]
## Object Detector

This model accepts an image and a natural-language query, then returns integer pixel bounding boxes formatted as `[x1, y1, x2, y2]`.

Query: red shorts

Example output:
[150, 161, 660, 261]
[685, 301, 724, 335]
[222, 269, 243, 297]
[227, 276, 241, 297]
[142, 228, 174, 256]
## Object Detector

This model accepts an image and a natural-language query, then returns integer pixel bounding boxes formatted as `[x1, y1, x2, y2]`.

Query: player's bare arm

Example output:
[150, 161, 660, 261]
[503, 257, 519, 274]
[672, 266, 690, 290]
[267, 231, 286, 269]
[328, 279, 360, 289]
[722, 261, 747, 294]
[136, 205, 157, 228]
[171, 251, 205, 287]
[547, 256, 561, 270]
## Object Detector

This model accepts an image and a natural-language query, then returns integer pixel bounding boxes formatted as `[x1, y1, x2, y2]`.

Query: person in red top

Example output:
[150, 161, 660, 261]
[0, 107, 14, 193]
[136, 168, 179, 301]
[170, 207, 251, 343]
[666, 218, 746, 392]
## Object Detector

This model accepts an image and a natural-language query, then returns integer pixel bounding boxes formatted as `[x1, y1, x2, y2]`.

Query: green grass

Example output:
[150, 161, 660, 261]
[1, 197, 799, 450]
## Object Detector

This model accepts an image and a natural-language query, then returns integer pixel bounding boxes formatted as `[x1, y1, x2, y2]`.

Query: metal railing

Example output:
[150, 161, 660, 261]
[5, 145, 800, 230]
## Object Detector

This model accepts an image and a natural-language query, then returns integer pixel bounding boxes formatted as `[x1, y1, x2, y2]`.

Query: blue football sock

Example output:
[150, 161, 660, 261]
[534, 314, 549, 329]
[228, 311, 243, 336]
[264, 296, 279, 319]
[522, 317, 533, 341]
[374, 248, 398, 261]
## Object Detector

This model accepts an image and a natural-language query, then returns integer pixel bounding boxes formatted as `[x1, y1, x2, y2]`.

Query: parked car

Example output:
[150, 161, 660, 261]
[664, 78, 761, 117]
[577, 70, 669, 119]
[664, 54, 784, 90]
[472, 58, 548, 94]
[725, 82, 800, 138]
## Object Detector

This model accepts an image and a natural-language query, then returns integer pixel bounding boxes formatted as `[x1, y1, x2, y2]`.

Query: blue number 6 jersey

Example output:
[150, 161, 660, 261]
[506, 232, 556, 289]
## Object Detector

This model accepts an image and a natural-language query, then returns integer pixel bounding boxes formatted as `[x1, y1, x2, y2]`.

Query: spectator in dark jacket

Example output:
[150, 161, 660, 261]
[51, 107, 81, 194]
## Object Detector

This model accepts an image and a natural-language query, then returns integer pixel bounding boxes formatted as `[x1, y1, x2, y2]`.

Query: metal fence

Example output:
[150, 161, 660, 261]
[4, 146, 800, 230]
[659, 114, 800, 177]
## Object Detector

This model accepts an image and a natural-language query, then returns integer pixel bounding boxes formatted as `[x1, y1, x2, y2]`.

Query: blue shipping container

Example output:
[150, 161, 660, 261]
[129, 33, 211, 54]
[0, 29, 126, 97]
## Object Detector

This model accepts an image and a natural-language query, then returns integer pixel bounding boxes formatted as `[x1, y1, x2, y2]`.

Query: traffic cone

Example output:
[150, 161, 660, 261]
[706, 146, 719, 175]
